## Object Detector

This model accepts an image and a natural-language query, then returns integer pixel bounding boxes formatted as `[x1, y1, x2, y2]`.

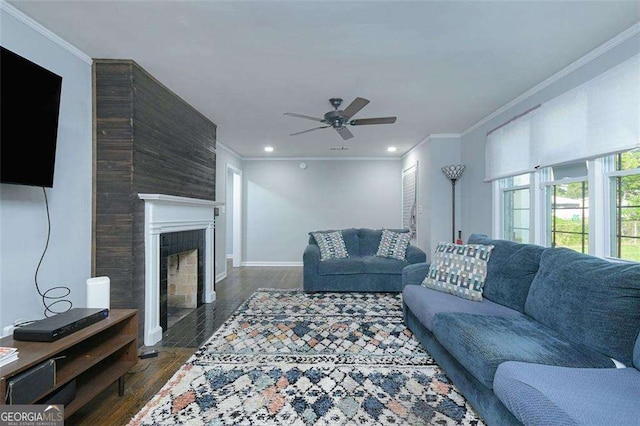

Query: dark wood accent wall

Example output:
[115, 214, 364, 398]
[94, 60, 216, 342]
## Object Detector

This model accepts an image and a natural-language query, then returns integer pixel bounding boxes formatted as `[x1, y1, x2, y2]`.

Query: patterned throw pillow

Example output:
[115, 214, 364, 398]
[376, 229, 412, 261]
[312, 231, 349, 261]
[422, 242, 494, 301]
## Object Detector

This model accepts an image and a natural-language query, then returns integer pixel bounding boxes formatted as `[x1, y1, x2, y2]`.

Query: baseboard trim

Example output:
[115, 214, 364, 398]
[215, 271, 228, 283]
[241, 261, 303, 267]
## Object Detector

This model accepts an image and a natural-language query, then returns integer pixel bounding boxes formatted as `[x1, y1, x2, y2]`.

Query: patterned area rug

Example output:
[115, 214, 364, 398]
[129, 289, 484, 425]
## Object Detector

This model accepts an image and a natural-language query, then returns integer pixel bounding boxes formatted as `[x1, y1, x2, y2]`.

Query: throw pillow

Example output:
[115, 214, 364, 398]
[422, 242, 494, 301]
[312, 231, 349, 261]
[376, 229, 411, 261]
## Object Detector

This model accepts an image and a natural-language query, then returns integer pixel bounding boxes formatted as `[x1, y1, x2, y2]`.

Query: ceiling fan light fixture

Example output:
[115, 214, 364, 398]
[284, 97, 397, 141]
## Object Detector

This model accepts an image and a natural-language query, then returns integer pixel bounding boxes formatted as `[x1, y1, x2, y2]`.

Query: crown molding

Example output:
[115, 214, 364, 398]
[216, 142, 243, 159]
[402, 133, 462, 160]
[1, 1, 92, 64]
[462, 22, 640, 137]
[243, 156, 401, 161]
[217, 142, 402, 161]
[219, 141, 403, 161]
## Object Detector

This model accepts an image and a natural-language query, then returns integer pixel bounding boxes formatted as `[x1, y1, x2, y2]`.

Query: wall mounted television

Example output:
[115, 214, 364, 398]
[1, 46, 63, 188]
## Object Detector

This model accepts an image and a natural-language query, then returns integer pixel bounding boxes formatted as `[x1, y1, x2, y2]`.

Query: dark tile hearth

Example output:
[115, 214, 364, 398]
[166, 307, 192, 329]
[153, 261, 303, 348]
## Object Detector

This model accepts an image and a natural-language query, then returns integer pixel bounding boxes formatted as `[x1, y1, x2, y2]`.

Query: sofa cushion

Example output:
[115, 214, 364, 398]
[467, 233, 544, 312]
[525, 247, 640, 366]
[376, 229, 411, 260]
[494, 361, 640, 426]
[358, 228, 408, 256]
[310, 228, 359, 256]
[311, 231, 349, 261]
[422, 242, 494, 301]
[363, 256, 408, 275]
[431, 312, 615, 389]
[317, 257, 365, 276]
[403, 285, 523, 331]
[634, 333, 640, 370]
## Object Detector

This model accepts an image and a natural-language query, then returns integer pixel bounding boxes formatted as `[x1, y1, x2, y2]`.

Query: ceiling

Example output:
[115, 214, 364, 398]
[8, 1, 639, 158]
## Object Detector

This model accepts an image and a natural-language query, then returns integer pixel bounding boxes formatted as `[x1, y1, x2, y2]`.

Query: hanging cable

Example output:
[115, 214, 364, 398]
[34, 187, 72, 317]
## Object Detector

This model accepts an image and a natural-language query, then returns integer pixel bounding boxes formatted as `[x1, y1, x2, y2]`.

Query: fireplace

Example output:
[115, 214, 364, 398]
[139, 194, 224, 346]
[160, 231, 205, 330]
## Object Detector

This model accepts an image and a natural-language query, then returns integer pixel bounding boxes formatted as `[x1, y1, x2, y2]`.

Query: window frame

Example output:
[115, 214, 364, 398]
[542, 176, 589, 253]
[603, 154, 640, 261]
[492, 151, 640, 261]
[493, 174, 533, 243]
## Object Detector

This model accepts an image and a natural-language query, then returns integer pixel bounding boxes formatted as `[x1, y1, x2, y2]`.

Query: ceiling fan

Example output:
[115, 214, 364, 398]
[284, 97, 397, 140]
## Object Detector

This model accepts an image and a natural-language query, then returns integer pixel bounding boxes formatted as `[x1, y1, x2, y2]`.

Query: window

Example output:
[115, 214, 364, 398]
[609, 150, 640, 261]
[545, 162, 589, 253]
[501, 174, 530, 243]
[547, 180, 589, 253]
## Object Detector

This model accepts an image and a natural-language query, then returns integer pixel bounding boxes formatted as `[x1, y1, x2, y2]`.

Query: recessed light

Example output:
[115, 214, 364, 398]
[387, 146, 397, 152]
[264, 146, 274, 152]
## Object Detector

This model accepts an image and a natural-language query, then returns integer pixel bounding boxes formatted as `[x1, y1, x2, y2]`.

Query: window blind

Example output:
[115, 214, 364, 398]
[485, 110, 537, 181]
[536, 54, 639, 167]
[402, 164, 417, 239]
[485, 53, 639, 181]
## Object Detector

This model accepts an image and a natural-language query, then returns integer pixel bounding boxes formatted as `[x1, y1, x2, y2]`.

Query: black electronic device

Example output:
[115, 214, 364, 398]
[1, 46, 63, 188]
[7, 359, 56, 404]
[139, 349, 159, 359]
[13, 308, 109, 342]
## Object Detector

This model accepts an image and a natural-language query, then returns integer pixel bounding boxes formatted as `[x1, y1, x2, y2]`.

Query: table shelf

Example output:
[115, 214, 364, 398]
[0, 309, 138, 418]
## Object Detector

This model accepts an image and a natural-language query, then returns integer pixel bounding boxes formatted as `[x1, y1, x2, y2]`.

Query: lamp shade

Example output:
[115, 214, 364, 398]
[442, 164, 465, 181]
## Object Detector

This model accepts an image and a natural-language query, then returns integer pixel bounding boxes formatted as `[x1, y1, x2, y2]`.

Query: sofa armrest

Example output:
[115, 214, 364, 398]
[402, 262, 430, 289]
[303, 244, 321, 266]
[406, 245, 427, 264]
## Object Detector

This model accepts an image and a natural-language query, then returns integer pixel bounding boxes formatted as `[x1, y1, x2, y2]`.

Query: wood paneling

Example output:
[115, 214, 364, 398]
[94, 59, 216, 342]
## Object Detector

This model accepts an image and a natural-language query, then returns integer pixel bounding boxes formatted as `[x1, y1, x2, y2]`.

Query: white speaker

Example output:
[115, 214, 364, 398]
[86, 276, 110, 309]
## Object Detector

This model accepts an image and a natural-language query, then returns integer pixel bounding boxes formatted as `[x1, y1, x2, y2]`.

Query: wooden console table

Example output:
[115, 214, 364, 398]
[0, 309, 138, 418]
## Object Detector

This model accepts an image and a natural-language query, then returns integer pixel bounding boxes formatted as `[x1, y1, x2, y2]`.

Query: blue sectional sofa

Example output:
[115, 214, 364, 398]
[303, 228, 426, 292]
[402, 233, 640, 426]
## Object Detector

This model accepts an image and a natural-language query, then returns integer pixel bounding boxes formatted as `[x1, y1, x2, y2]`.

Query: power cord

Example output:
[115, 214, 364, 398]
[35, 187, 72, 317]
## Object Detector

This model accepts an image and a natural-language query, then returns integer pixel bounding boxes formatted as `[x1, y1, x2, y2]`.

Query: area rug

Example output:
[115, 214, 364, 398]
[128, 289, 484, 425]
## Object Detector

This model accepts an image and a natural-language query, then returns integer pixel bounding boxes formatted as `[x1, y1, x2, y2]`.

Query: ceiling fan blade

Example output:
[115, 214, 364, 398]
[350, 117, 397, 126]
[284, 112, 324, 122]
[290, 126, 330, 136]
[335, 126, 354, 140]
[341, 97, 370, 119]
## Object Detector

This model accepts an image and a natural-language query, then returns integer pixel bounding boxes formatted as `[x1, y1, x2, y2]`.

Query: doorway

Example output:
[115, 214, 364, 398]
[226, 165, 242, 268]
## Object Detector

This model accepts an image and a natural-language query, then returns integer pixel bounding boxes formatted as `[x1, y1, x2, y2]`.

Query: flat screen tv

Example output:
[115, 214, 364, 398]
[1, 46, 63, 188]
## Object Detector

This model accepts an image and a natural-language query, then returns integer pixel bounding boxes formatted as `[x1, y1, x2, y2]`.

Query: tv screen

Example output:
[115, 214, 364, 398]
[1, 46, 63, 188]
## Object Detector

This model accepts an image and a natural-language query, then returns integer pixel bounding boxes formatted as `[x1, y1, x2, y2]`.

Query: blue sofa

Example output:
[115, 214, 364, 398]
[303, 228, 426, 292]
[403, 233, 640, 425]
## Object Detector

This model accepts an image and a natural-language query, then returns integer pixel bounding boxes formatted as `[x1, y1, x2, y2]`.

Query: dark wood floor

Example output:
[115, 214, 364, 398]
[66, 262, 302, 425]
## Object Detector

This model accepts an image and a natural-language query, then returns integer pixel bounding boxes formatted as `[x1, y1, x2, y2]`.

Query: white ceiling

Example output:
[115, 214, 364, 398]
[8, 1, 640, 158]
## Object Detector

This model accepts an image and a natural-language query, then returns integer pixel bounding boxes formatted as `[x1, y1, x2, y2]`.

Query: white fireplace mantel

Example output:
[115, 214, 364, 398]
[138, 193, 224, 346]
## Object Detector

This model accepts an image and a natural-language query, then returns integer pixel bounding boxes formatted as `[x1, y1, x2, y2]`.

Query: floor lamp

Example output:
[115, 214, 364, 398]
[441, 165, 465, 243]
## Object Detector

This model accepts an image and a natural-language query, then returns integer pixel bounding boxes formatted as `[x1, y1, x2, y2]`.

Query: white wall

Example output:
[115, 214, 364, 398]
[214, 143, 244, 281]
[402, 135, 461, 260]
[0, 4, 93, 332]
[459, 31, 640, 238]
[243, 160, 402, 264]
